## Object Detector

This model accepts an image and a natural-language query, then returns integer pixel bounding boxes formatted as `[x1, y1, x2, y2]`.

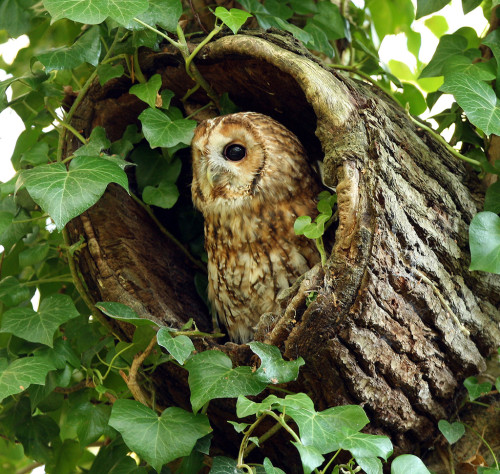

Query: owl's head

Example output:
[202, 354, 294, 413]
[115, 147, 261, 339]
[191, 112, 310, 216]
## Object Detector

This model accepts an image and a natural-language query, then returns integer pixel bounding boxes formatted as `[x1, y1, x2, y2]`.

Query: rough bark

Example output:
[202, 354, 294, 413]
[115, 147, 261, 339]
[65, 31, 500, 469]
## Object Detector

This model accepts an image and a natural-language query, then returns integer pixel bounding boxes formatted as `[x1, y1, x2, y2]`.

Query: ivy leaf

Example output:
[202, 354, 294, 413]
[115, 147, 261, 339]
[0, 0, 31, 37]
[72, 402, 112, 446]
[356, 456, 383, 474]
[294, 215, 312, 235]
[130, 74, 163, 108]
[438, 420, 465, 444]
[210, 456, 245, 473]
[139, 108, 197, 148]
[97, 63, 125, 85]
[96, 301, 159, 327]
[157, 328, 195, 365]
[463, 376, 493, 400]
[0, 294, 80, 346]
[366, 0, 413, 41]
[304, 23, 334, 57]
[214, 7, 252, 35]
[333, 430, 393, 461]
[420, 34, 468, 78]
[462, 0, 482, 14]
[263, 458, 286, 474]
[109, 400, 212, 472]
[74, 127, 111, 157]
[283, 394, 370, 454]
[43, 0, 149, 25]
[0, 199, 32, 249]
[19, 244, 50, 267]
[248, 342, 304, 384]
[185, 350, 267, 412]
[442, 56, 496, 81]
[236, 394, 282, 418]
[129, 0, 183, 32]
[0, 276, 31, 307]
[395, 83, 427, 115]
[37, 26, 102, 72]
[142, 182, 179, 209]
[469, 212, 500, 274]
[20, 142, 50, 166]
[22, 156, 129, 230]
[391, 454, 431, 473]
[485, 182, 500, 214]
[308, 2, 346, 41]
[291, 442, 324, 474]
[0, 355, 56, 403]
[415, 0, 449, 19]
[441, 75, 500, 135]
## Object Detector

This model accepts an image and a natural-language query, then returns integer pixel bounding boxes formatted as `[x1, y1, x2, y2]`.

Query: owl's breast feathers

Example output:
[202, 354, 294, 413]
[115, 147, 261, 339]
[205, 196, 320, 343]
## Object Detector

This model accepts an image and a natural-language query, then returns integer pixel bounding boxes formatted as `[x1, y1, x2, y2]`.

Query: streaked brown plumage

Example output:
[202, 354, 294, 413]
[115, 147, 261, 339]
[191, 112, 321, 343]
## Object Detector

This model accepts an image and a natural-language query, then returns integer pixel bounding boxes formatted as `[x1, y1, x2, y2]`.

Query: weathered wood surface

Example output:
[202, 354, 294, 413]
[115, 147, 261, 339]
[65, 31, 500, 469]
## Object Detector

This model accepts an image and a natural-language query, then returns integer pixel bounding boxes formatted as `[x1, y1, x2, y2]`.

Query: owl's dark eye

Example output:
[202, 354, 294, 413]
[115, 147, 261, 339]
[224, 144, 246, 161]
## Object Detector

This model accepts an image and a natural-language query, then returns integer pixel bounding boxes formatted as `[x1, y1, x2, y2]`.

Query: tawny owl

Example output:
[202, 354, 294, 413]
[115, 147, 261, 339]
[191, 112, 322, 343]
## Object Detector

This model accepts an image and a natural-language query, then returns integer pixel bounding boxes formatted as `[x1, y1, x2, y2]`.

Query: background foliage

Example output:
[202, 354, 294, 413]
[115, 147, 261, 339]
[0, 0, 499, 473]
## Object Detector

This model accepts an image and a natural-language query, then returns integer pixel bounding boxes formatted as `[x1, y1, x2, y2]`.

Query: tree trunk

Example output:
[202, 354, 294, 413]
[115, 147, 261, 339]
[65, 31, 500, 469]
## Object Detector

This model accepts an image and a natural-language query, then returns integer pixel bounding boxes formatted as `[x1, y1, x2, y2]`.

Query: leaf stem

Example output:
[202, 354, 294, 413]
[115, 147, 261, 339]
[409, 115, 482, 167]
[243, 418, 283, 457]
[462, 423, 499, 469]
[132, 17, 181, 48]
[264, 410, 301, 443]
[320, 449, 342, 473]
[238, 414, 266, 466]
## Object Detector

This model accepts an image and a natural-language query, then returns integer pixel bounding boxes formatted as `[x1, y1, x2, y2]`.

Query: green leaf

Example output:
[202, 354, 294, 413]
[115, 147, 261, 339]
[469, 212, 500, 273]
[157, 328, 195, 365]
[139, 108, 197, 148]
[395, 83, 427, 115]
[462, 0, 482, 14]
[37, 26, 102, 72]
[441, 75, 500, 136]
[303, 223, 324, 239]
[130, 0, 183, 32]
[335, 430, 393, 461]
[98, 63, 125, 85]
[109, 400, 212, 472]
[294, 215, 312, 235]
[416, 0, 449, 19]
[214, 7, 252, 35]
[438, 420, 465, 444]
[0, 202, 31, 249]
[356, 457, 383, 474]
[477, 468, 500, 474]
[391, 454, 431, 473]
[485, 182, 500, 214]
[96, 301, 158, 327]
[0, 0, 31, 37]
[22, 156, 129, 230]
[0, 276, 31, 307]
[185, 350, 267, 412]
[0, 294, 80, 346]
[281, 393, 370, 454]
[263, 458, 286, 474]
[236, 394, 282, 418]
[463, 376, 493, 400]
[74, 127, 111, 157]
[19, 244, 50, 267]
[20, 142, 50, 166]
[142, 182, 179, 209]
[420, 34, 468, 78]
[304, 23, 334, 57]
[210, 456, 245, 473]
[248, 342, 304, 384]
[72, 402, 111, 446]
[43, 0, 149, 25]
[273, 17, 312, 44]
[309, 2, 346, 41]
[228, 421, 250, 433]
[366, 0, 414, 40]
[424, 15, 448, 38]
[291, 442, 324, 474]
[0, 355, 56, 403]
[443, 56, 496, 82]
[130, 74, 163, 108]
